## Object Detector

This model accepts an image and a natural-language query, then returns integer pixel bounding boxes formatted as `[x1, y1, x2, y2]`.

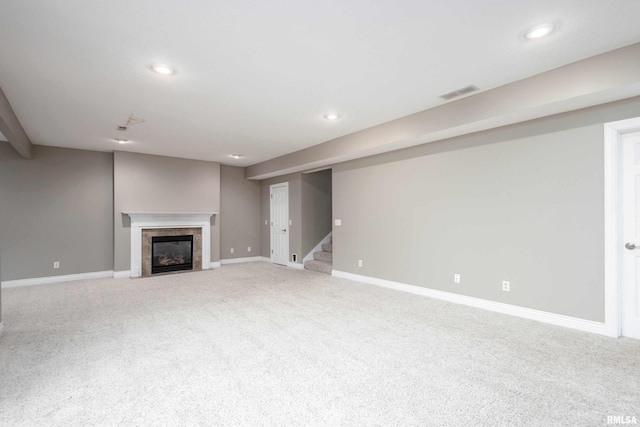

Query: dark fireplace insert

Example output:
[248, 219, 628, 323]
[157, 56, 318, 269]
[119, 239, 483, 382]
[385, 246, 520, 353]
[152, 235, 193, 274]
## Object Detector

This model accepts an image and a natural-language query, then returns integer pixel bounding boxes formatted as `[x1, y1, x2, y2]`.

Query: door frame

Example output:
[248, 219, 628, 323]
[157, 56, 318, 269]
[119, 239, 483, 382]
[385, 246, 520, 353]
[269, 182, 289, 265]
[604, 117, 640, 337]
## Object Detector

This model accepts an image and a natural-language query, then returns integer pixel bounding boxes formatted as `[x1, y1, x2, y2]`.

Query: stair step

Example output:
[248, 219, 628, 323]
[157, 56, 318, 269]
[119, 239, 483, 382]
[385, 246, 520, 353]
[322, 243, 333, 253]
[313, 251, 332, 263]
[304, 260, 332, 275]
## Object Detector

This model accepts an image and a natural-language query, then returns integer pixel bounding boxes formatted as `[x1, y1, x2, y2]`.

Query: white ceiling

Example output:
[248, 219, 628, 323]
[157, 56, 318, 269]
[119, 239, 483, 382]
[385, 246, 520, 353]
[1, 0, 640, 167]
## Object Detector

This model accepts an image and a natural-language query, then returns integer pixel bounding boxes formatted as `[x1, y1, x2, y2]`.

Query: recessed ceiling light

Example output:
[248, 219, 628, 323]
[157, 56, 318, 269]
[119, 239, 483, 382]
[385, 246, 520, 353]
[151, 64, 175, 75]
[114, 138, 129, 144]
[524, 24, 555, 40]
[230, 154, 243, 159]
[324, 113, 340, 120]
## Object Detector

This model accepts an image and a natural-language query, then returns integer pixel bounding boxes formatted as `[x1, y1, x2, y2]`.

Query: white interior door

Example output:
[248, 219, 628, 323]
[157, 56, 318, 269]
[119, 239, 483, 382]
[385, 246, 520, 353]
[270, 183, 289, 266]
[622, 131, 640, 339]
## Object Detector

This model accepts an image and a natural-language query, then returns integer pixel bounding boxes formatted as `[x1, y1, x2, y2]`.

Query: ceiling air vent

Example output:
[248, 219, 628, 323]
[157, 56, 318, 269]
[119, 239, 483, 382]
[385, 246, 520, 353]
[440, 85, 479, 101]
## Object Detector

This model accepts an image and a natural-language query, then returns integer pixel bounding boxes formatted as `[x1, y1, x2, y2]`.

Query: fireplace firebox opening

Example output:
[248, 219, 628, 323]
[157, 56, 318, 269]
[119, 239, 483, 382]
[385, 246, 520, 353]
[151, 235, 194, 274]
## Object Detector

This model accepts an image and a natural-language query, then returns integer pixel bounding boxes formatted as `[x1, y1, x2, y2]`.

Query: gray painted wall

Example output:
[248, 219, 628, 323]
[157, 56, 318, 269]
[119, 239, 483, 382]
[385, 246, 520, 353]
[113, 151, 220, 272]
[301, 170, 332, 257]
[0, 143, 113, 280]
[333, 97, 640, 323]
[260, 173, 302, 263]
[0, 246, 3, 323]
[220, 165, 261, 260]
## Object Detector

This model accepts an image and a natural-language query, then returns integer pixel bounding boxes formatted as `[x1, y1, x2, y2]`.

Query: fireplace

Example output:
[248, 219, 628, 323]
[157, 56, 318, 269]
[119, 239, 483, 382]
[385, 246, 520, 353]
[151, 235, 194, 274]
[140, 227, 202, 277]
[124, 212, 216, 278]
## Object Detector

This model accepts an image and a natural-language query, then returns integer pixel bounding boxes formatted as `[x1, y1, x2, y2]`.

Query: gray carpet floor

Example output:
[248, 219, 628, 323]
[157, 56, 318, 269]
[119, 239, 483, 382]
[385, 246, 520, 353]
[0, 262, 638, 426]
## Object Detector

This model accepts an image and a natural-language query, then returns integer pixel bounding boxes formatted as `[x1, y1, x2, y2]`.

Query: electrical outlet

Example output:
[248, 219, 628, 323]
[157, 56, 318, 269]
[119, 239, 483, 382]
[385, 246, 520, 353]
[265, 220, 267, 225]
[230, 248, 234, 254]
[247, 246, 251, 252]
[502, 281, 510, 292]
[454, 274, 460, 283]
[53, 262, 60, 269]
[289, 219, 292, 225]
[335, 219, 342, 226]
[358, 259, 363, 267]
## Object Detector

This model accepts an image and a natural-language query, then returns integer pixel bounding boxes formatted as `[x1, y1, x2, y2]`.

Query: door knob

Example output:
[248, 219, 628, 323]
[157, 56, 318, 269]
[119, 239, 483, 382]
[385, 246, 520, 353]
[282, 229, 287, 232]
[625, 242, 637, 250]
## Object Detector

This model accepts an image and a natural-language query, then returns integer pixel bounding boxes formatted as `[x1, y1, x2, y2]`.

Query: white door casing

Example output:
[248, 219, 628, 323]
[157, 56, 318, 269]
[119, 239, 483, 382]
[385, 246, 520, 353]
[622, 131, 640, 338]
[270, 183, 289, 266]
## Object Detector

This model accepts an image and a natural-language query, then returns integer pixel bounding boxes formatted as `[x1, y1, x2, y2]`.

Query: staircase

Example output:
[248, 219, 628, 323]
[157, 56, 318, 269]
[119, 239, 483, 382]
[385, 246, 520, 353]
[304, 236, 332, 274]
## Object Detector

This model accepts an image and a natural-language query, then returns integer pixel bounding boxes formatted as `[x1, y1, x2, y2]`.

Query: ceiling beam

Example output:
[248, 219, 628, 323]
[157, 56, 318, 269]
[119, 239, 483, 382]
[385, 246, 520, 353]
[0, 86, 32, 159]
[246, 42, 640, 180]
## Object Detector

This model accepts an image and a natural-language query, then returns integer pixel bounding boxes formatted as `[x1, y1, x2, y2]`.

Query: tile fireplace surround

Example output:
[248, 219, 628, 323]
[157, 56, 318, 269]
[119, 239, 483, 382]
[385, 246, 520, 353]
[141, 228, 201, 277]
[124, 212, 217, 278]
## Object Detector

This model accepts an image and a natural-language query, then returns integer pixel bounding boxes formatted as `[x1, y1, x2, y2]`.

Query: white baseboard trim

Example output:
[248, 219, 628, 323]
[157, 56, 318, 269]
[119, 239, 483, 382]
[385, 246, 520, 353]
[332, 270, 611, 337]
[303, 231, 333, 262]
[113, 271, 131, 279]
[210, 261, 221, 268]
[219, 257, 290, 267]
[220, 256, 265, 265]
[1, 270, 115, 288]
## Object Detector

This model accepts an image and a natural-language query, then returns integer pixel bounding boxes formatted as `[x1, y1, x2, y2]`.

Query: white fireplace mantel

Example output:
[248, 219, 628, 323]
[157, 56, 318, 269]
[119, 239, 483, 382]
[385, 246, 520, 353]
[124, 212, 217, 278]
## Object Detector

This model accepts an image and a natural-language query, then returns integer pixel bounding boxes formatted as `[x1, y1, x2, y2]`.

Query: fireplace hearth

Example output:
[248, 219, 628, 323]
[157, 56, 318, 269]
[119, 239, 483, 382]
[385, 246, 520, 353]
[152, 235, 193, 274]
